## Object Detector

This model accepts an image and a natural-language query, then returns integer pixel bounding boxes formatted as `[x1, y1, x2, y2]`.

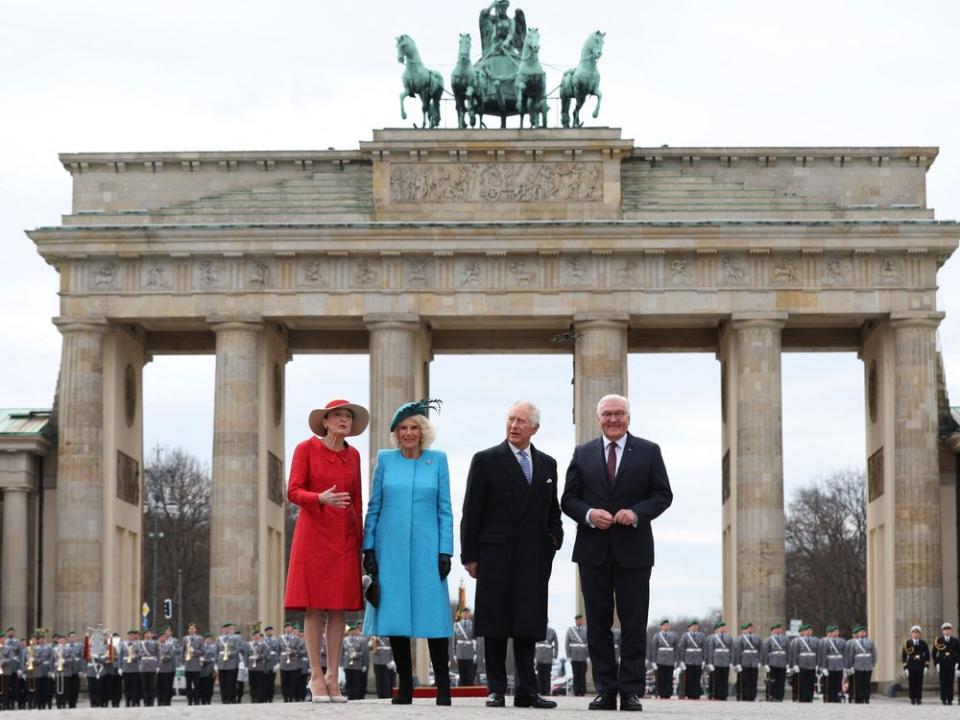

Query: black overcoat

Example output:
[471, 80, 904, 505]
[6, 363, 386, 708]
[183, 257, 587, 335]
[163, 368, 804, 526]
[460, 441, 564, 639]
[561, 433, 673, 568]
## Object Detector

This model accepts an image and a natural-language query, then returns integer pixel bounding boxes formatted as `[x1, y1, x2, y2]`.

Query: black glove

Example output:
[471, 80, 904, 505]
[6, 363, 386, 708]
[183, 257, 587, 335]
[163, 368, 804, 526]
[439, 553, 452, 580]
[363, 550, 378, 576]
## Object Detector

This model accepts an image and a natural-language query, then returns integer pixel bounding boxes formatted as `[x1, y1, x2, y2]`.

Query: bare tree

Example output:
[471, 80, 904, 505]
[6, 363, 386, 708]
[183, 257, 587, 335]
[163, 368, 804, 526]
[142, 447, 212, 633]
[784, 469, 866, 635]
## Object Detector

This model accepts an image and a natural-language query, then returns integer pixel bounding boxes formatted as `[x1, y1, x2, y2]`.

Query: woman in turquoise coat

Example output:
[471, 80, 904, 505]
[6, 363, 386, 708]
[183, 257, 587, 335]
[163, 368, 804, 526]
[362, 400, 454, 705]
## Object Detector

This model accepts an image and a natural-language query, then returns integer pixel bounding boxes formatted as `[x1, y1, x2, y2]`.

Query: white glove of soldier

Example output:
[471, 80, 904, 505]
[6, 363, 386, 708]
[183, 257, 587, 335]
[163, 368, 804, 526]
[679, 662, 686, 671]
[821, 668, 829, 677]
[763, 664, 770, 673]
[706, 664, 714, 672]
[792, 665, 800, 674]
[651, 662, 658, 670]
[955, 667, 960, 679]
[903, 667, 909, 678]
[734, 665, 742, 673]
[387, 660, 396, 671]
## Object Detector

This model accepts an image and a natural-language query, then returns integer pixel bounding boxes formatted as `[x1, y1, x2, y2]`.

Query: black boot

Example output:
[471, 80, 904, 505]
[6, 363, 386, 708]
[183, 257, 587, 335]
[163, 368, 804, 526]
[429, 637, 451, 706]
[389, 637, 414, 704]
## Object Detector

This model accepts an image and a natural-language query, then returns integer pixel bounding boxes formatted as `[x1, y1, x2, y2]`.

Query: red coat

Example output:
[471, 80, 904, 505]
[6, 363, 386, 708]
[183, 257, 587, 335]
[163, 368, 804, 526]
[284, 436, 363, 611]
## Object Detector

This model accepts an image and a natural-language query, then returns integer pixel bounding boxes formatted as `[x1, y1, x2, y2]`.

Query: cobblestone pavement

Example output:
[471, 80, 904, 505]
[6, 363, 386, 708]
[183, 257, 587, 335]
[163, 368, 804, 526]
[0, 695, 949, 719]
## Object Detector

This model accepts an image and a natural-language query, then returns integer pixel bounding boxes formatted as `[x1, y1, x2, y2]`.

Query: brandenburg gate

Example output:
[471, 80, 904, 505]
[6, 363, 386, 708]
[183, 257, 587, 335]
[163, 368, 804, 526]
[26, 128, 958, 686]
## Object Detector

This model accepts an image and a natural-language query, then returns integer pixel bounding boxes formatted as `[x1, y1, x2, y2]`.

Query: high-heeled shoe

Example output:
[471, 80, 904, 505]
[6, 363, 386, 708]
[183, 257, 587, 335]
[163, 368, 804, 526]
[309, 675, 329, 703]
[325, 675, 348, 703]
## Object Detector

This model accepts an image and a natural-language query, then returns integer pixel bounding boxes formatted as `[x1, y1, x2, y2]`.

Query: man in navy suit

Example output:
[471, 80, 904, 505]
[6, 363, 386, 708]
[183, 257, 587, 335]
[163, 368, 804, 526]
[561, 394, 673, 712]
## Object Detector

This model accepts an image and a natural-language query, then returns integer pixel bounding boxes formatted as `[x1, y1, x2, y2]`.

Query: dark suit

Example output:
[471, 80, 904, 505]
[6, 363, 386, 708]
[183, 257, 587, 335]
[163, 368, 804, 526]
[460, 441, 564, 697]
[561, 433, 672, 696]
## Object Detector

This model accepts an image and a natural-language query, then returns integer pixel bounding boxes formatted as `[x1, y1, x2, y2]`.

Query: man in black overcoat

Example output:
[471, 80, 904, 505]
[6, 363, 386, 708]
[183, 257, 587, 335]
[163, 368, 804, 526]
[461, 400, 564, 709]
[561, 393, 673, 712]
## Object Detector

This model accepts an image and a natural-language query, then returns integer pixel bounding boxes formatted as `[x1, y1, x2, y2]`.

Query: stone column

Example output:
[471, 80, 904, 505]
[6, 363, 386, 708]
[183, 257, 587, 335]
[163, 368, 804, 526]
[209, 320, 263, 626]
[573, 315, 628, 618]
[366, 315, 423, 472]
[730, 315, 786, 634]
[573, 315, 629, 443]
[2, 486, 30, 634]
[53, 319, 109, 632]
[890, 313, 943, 640]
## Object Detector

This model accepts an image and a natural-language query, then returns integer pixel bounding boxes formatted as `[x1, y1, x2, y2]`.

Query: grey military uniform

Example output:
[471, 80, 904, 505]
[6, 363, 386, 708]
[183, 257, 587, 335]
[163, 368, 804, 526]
[181, 635, 204, 672]
[216, 633, 245, 671]
[760, 634, 789, 668]
[139, 640, 159, 673]
[2, 639, 20, 677]
[453, 619, 478, 661]
[24, 644, 51, 679]
[677, 631, 706, 667]
[788, 636, 820, 670]
[279, 633, 301, 670]
[535, 627, 559, 665]
[844, 637, 877, 671]
[647, 630, 677, 667]
[565, 625, 589, 662]
[265, 636, 281, 671]
[732, 633, 761, 668]
[342, 635, 369, 671]
[818, 637, 846, 673]
[120, 640, 141, 673]
[706, 633, 733, 669]
[199, 644, 217, 677]
[247, 640, 271, 672]
[158, 639, 177, 673]
[372, 637, 393, 665]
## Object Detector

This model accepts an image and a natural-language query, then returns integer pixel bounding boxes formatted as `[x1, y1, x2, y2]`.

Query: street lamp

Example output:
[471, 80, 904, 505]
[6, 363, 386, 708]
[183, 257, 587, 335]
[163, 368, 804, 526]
[145, 492, 165, 630]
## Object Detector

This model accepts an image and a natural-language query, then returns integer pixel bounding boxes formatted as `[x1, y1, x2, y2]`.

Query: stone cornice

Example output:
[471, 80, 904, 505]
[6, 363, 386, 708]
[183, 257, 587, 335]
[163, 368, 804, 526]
[59, 149, 366, 175]
[630, 146, 938, 169]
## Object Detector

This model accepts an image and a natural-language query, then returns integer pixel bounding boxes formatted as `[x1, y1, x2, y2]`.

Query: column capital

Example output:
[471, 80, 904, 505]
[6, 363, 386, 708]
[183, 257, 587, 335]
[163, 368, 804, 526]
[573, 313, 629, 330]
[729, 311, 788, 331]
[207, 316, 264, 333]
[52, 317, 111, 335]
[0, 485, 31, 494]
[364, 313, 423, 331]
[889, 311, 945, 330]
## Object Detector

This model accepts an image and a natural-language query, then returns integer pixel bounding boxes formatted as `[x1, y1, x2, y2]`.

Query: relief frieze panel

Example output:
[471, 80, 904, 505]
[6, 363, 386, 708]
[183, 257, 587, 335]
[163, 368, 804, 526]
[193, 259, 226, 290]
[389, 162, 603, 204]
[821, 255, 853, 287]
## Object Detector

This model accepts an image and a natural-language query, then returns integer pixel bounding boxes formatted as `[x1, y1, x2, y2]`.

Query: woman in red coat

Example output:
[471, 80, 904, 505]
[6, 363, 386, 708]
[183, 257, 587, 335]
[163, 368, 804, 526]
[285, 398, 368, 703]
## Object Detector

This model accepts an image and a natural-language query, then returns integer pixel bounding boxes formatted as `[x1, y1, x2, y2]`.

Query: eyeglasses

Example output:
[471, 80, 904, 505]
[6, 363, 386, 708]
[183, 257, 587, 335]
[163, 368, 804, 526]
[599, 411, 627, 419]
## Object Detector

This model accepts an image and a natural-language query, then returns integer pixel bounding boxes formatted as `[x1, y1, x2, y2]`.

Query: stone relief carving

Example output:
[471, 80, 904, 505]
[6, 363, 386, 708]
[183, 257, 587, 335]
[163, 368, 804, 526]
[267, 452, 284, 506]
[823, 256, 851, 286]
[354, 258, 379, 287]
[389, 162, 603, 204]
[566, 256, 587, 282]
[616, 258, 639, 284]
[248, 261, 270, 287]
[116, 450, 140, 505]
[407, 258, 429, 286]
[878, 256, 903, 284]
[197, 261, 221, 288]
[302, 259, 327, 285]
[772, 259, 798, 284]
[721, 257, 747, 284]
[458, 261, 482, 287]
[92, 261, 119, 290]
[509, 260, 537, 286]
[144, 263, 171, 289]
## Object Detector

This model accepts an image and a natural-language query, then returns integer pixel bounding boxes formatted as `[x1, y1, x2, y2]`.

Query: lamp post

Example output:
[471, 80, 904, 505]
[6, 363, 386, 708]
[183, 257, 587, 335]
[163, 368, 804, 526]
[146, 494, 165, 631]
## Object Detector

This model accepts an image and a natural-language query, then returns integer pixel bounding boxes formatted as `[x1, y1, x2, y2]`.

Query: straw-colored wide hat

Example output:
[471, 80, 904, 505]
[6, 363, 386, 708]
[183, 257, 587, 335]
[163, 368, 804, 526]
[308, 399, 369, 437]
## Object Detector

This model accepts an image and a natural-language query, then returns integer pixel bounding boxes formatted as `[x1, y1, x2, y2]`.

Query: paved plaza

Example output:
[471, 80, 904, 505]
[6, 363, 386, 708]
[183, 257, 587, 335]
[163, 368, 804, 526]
[0, 695, 944, 719]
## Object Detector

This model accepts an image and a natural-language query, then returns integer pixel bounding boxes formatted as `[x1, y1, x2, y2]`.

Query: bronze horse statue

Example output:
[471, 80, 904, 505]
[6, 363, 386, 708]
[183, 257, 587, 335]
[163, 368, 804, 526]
[561, 31, 605, 128]
[515, 27, 547, 128]
[451, 33, 483, 128]
[397, 34, 443, 129]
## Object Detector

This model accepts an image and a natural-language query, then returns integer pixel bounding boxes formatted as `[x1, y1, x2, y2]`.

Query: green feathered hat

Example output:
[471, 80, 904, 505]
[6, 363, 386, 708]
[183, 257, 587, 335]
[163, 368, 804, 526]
[740, 622, 752, 630]
[389, 399, 443, 432]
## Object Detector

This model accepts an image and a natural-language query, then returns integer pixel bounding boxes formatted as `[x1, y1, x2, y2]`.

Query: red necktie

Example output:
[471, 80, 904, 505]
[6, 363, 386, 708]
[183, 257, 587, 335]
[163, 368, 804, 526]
[606, 442, 617, 487]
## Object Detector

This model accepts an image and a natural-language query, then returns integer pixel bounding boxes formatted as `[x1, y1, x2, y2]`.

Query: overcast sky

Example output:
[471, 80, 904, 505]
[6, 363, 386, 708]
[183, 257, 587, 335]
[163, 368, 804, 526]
[3, 0, 959, 634]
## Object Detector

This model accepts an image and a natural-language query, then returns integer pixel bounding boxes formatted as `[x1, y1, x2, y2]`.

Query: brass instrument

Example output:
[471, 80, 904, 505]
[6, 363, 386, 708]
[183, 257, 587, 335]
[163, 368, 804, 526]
[26, 639, 36, 694]
[124, 640, 139, 665]
[221, 638, 231, 663]
[185, 637, 194, 663]
[55, 644, 65, 697]
[249, 641, 260, 666]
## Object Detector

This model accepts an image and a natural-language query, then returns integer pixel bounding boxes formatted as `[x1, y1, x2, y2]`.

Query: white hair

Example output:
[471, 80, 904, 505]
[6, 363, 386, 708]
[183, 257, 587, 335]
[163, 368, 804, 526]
[597, 394, 630, 416]
[509, 400, 541, 426]
[389, 413, 437, 449]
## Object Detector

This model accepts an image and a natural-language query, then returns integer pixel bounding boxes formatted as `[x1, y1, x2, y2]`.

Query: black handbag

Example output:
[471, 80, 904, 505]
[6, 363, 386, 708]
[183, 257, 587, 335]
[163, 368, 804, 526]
[363, 573, 380, 608]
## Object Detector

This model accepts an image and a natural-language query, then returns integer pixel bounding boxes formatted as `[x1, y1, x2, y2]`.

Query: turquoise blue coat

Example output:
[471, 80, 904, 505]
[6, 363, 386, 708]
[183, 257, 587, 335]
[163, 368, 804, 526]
[362, 448, 454, 638]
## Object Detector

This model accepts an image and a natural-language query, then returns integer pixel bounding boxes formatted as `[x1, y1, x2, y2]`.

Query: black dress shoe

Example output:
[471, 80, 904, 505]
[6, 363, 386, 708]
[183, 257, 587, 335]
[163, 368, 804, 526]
[486, 692, 506, 708]
[391, 695, 413, 705]
[514, 693, 557, 709]
[619, 694, 643, 711]
[588, 692, 618, 710]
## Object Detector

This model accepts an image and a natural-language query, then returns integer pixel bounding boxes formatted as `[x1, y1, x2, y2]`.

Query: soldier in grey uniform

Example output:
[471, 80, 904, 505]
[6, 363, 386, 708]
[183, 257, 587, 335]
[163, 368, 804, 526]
[52, 635, 69, 709]
[106, 632, 123, 707]
[2, 628, 21, 710]
[65, 631, 84, 708]
[705, 620, 732, 700]
[247, 629, 271, 703]
[119, 629, 142, 707]
[565, 616, 588, 697]
[817, 624, 845, 703]
[760, 623, 788, 701]
[85, 635, 107, 708]
[32, 632, 55, 709]
[181, 623, 205, 705]
[279, 623, 300, 702]
[371, 636, 395, 699]
[453, 608, 479, 686]
[297, 627, 310, 701]
[263, 626, 280, 702]
[788, 624, 819, 702]
[732, 622, 761, 701]
[157, 628, 178, 706]
[677, 621, 706, 700]
[216, 622, 246, 704]
[198, 634, 217, 705]
[646, 619, 676, 699]
[138, 628, 160, 706]
[843, 624, 875, 704]
[342, 625, 369, 700]
[535, 625, 559, 696]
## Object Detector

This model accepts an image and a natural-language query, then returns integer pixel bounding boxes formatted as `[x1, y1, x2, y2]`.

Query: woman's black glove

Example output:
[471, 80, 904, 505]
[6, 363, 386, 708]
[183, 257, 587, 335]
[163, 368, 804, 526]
[363, 550, 378, 576]
[439, 553, 452, 580]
